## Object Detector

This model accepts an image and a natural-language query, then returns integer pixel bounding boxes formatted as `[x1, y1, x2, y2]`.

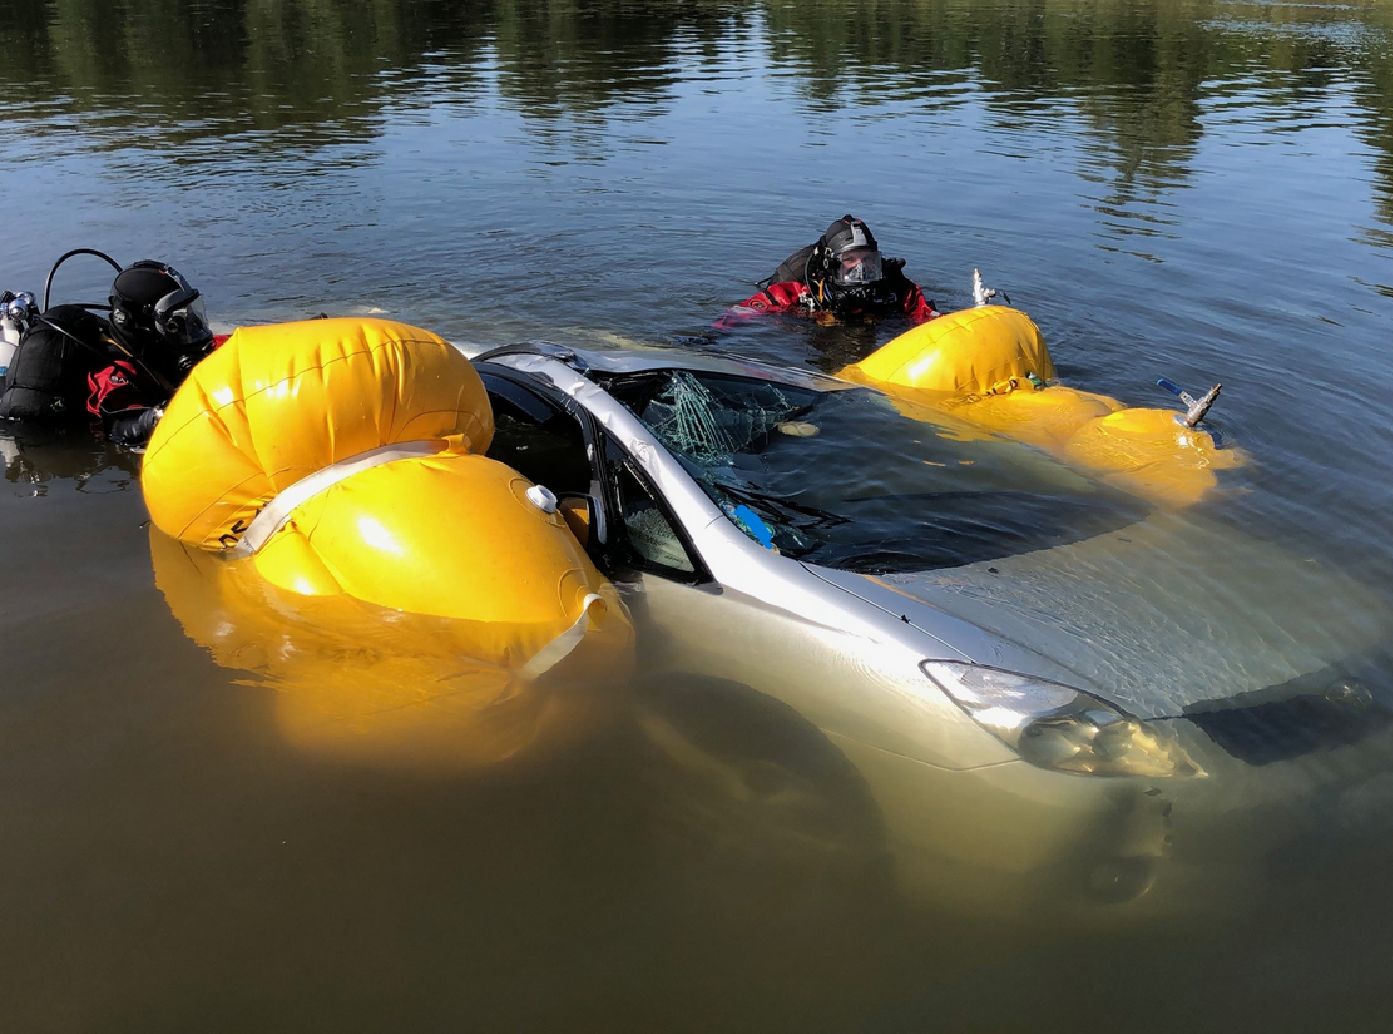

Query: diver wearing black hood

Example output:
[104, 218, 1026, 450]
[716, 215, 939, 329]
[0, 255, 219, 445]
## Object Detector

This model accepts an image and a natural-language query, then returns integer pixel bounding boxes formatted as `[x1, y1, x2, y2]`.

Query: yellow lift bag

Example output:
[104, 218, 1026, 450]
[842, 306, 1242, 506]
[143, 317, 633, 768]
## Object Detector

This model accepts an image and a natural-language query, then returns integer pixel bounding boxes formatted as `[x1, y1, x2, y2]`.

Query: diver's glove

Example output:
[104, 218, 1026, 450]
[175, 343, 215, 376]
[106, 405, 163, 447]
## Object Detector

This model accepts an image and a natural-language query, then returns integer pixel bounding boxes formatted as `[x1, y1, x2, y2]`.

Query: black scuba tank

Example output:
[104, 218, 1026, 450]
[0, 304, 115, 422]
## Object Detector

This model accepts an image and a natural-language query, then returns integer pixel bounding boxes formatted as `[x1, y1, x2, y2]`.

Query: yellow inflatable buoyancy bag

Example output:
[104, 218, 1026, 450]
[847, 305, 1054, 395]
[249, 451, 625, 667]
[142, 317, 495, 551]
[843, 306, 1244, 506]
[149, 528, 632, 771]
[1060, 406, 1243, 507]
[141, 317, 635, 766]
[935, 385, 1124, 451]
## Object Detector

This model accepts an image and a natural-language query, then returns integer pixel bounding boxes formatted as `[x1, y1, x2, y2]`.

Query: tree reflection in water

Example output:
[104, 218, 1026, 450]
[2, 0, 1392, 221]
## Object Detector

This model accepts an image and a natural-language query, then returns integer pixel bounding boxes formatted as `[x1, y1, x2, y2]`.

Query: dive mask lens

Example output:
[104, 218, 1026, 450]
[161, 295, 210, 347]
[832, 248, 883, 287]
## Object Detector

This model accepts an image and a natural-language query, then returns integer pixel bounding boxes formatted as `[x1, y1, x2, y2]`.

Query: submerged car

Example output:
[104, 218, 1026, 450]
[461, 339, 1393, 920]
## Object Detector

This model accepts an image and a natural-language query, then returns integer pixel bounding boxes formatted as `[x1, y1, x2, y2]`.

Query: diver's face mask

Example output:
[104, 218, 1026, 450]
[153, 289, 214, 373]
[825, 247, 885, 311]
[830, 247, 884, 288]
[112, 261, 215, 379]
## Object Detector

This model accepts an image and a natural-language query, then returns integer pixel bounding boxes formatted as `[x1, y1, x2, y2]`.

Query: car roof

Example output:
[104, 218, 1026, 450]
[454, 339, 852, 393]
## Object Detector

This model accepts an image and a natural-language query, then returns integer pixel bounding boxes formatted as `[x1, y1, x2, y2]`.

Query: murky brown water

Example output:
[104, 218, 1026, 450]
[4, 1, 1393, 1030]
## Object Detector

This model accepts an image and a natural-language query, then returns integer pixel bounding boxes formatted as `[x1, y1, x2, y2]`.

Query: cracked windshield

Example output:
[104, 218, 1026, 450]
[3, 1, 1393, 1031]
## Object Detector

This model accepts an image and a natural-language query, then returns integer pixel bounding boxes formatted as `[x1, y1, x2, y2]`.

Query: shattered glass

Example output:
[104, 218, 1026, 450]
[640, 370, 806, 465]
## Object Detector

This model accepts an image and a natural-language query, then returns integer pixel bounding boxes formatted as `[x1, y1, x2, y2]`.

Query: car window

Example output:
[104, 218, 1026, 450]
[613, 456, 698, 577]
[603, 368, 1149, 574]
[481, 372, 592, 498]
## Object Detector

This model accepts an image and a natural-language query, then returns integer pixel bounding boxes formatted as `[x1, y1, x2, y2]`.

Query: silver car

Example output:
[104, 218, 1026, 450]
[462, 340, 1393, 921]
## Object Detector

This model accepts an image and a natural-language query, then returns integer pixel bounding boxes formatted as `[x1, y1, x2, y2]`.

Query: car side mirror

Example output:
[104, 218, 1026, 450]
[557, 493, 596, 548]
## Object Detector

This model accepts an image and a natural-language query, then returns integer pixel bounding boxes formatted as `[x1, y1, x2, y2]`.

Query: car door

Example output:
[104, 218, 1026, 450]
[477, 361, 697, 572]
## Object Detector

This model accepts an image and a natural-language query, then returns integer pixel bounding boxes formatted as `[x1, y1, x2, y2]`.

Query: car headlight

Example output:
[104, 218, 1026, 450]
[921, 661, 1202, 778]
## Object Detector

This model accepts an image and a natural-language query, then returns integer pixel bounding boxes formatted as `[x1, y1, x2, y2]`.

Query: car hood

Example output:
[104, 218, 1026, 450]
[818, 513, 1392, 719]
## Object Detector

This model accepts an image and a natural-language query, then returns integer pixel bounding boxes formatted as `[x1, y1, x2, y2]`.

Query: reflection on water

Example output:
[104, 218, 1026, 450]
[2, 424, 138, 496]
[6, 0, 1393, 226]
[4, 1, 1393, 1030]
[147, 529, 630, 773]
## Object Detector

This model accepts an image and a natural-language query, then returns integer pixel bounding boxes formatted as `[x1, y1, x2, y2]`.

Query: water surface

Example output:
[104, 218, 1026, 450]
[3, 2, 1393, 1030]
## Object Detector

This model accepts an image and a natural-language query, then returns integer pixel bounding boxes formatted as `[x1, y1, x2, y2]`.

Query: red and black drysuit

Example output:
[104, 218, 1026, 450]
[0, 304, 225, 445]
[87, 335, 229, 444]
[715, 215, 941, 332]
[715, 274, 939, 330]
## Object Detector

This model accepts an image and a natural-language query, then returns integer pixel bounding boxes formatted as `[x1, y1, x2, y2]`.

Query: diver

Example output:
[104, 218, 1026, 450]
[0, 252, 219, 446]
[716, 215, 940, 330]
